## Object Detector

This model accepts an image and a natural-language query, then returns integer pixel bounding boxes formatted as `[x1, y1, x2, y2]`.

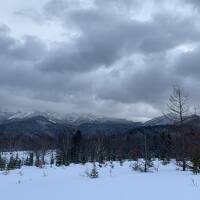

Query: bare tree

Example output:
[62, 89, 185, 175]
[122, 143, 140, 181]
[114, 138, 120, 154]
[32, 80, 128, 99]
[94, 132, 106, 163]
[166, 85, 189, 171]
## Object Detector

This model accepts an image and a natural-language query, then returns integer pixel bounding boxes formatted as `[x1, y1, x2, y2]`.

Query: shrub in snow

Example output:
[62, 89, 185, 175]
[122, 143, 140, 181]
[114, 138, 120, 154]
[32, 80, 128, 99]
[131, 159, 154, 173]
[104, 162, 108, 167]
[191, 179, 198, 187]
[43, 170, 48, 177]
[190, 156, 200, 174]
[86, 163, 99, 178]
[131, 161, 141, 171]
[90, 168, 98, 178]
[98, 164, 103, 168]
[109, 161, 114, 169]
[3, 170, 9, 175]
[108, 161, 115, 176]
[35, 159, 44, 168]
[161, 158, 170, 166]
[119, 160, 124, 166]
[25, 153, 34, 166]
[19, 171, 24, 176]
[154, 160, 160, 172]
[176, 160, 182, 169]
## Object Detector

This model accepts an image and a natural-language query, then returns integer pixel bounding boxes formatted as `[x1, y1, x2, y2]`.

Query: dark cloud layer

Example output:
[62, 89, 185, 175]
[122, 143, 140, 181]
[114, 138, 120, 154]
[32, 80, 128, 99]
[1, 0, 200, 121]
[41, 0, 200, 73]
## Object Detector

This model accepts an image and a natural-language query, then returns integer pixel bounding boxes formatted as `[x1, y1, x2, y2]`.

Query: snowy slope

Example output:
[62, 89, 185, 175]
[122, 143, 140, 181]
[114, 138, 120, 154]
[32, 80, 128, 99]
[0, 161, 200, 200]
[145, 114, 200, 126]
[144, 115, 173, 126]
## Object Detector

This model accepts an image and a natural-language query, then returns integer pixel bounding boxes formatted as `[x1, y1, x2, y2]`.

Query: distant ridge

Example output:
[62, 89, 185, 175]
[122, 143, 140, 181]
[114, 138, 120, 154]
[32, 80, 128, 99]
[0, 110, 142, 136]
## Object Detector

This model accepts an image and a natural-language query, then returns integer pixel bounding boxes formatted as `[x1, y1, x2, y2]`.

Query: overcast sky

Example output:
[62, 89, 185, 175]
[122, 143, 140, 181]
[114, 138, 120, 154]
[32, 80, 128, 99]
[0, 0, 200, 121]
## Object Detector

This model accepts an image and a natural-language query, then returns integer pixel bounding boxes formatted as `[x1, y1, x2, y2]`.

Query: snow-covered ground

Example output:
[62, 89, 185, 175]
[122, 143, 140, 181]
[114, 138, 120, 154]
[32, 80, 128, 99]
[1, 161, 200, 200]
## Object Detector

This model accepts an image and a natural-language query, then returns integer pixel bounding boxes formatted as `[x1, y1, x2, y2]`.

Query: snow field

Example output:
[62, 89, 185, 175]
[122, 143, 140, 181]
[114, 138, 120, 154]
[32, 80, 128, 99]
[1, 161, 200, 200]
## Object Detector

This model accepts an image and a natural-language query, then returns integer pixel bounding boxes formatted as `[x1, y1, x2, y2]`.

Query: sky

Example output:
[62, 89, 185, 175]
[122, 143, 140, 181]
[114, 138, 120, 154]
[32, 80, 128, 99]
[0, 0, 200, 121]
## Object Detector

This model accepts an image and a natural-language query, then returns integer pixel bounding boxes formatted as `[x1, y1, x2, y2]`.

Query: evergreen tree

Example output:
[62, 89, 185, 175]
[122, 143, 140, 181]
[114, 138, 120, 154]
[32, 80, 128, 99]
[29, 152, 34, 166]
[89, 163, 99, 178]
[15, 154, 21, 169]
[50, 153, 54, 167]
[0, 154, 6, 171]
[191, 155, 200, 174]
[7, 155, 16, 170]
[71, 130, 82, 163]
[24, 153, 34, 166]
[56, 150, 64, 166]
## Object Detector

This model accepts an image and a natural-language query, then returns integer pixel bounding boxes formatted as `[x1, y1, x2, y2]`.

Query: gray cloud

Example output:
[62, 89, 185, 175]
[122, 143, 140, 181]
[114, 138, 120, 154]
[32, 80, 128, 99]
[175, 47, 200, 79]
[185, 0, 200, 9]
[14, 9, 45, 24]
[0, 0, 200, 121]
[40, 0, 200, 74]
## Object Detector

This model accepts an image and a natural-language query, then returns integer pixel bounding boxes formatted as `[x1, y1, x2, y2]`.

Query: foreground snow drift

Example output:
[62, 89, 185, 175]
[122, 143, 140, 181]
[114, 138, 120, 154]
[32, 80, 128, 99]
[1, 161, 200, 200]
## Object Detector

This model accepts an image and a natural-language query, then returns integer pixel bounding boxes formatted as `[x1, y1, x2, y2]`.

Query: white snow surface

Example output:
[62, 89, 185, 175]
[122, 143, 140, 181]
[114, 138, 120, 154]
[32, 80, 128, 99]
[1, 161, 200, 200]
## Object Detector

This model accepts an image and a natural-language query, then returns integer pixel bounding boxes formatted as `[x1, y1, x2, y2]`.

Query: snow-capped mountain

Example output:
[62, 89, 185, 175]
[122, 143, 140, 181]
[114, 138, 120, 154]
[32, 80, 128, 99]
[144, 114, 200, 126]
[8, 111, 38, 120]
[0, 110, 142, 136]
[144, 115, 173, 126]
[0, 110, 140, 126]
[62, 113, 139, 125]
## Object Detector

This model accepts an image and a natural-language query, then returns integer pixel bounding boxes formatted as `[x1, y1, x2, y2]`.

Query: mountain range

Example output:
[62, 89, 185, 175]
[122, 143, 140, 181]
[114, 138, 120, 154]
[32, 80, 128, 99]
[0, 110, 199, 137]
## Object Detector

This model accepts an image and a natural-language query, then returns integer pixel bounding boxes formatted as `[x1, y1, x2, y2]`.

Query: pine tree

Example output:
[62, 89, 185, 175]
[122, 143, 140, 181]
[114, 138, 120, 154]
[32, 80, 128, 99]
[15, 153, 21, 169]
[0, 154, 6, 171]
[191, 155, 200, 174]
[7, 155, 16, 170]
[29, 152, 34, 166]
[56, 150, 64, 166]
[25, 156, 30, 166]
[24, 153, 34, 166]
[50, 153, 54, 167]
[89, 163, 99, 178]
